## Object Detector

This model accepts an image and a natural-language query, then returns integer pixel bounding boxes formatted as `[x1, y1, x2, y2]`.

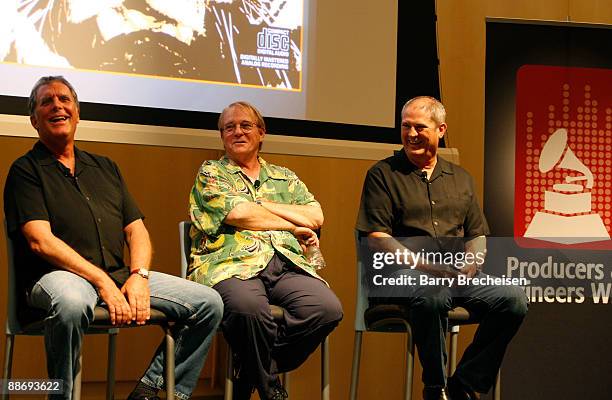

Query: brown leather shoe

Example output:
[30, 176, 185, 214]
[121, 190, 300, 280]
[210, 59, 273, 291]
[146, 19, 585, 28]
[423, 386, 449, 400]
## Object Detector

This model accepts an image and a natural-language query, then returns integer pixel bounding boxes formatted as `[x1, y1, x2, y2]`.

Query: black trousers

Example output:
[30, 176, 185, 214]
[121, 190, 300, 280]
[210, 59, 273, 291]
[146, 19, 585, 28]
[213, 254, 343, 399]
[382, 269, 528, 393]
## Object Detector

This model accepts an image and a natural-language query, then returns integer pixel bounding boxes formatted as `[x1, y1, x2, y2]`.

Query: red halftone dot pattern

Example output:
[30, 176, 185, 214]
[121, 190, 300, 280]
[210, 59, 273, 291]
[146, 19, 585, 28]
[519, 80, 612, 236]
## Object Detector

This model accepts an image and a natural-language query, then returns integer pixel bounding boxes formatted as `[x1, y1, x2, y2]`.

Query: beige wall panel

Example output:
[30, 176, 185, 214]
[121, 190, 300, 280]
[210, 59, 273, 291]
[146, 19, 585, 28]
[569, 0, 612, 23]
[485, 0, 570, 20]
[307, 0, 398, 127]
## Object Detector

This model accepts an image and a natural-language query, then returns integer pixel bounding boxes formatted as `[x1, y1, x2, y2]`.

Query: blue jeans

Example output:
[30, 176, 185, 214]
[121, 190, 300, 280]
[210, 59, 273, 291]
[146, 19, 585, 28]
[28, 270, 223, 400]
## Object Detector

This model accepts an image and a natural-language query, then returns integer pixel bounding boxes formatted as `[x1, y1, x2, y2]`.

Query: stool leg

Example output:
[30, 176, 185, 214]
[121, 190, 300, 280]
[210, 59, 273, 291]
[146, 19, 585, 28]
[494, 369, 501, 400]
[349, 331, 363, 400]
[165, 326, 175, 399]
[73, 354, 83, 400]
[282, 372, 289, 394]
[449, 325, 460, 376]
[2, 335, 15, 400]
[210, 335, 218, 389]
[321, 337, 329, 400]
[106, 331, 118, 400]
[404, 326, 414, 400]
[224, 345, 233, 400]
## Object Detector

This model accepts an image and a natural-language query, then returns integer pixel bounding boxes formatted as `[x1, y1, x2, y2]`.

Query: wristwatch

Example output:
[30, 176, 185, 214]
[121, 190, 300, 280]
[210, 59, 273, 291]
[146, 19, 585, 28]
[131, 268, 150, 279]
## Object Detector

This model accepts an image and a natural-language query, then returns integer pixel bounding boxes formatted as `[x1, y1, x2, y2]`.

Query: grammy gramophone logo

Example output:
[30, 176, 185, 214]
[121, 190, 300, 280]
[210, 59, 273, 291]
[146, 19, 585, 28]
[515, 65, 612, 248]
[523, 128, 609, 243]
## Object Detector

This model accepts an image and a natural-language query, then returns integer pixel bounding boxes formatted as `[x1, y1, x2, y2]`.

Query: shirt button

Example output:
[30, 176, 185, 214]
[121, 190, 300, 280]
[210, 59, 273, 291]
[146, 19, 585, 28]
[433, 221, 439, 226]
[97, 218, 102, 222]
[86, 196, 90, 201]
[431, 200, 436, 205]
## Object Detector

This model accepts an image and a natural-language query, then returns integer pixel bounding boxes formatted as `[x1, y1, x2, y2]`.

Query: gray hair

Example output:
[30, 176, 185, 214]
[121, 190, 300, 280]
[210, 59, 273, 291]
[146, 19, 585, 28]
[218, 101, 266, 133]
[401, 96, 446, 126]
[28, 76, 79, 117]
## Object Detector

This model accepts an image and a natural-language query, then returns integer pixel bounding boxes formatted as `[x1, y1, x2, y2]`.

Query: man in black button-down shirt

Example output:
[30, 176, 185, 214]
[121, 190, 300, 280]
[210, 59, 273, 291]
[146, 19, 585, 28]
[4, 76, 223, 400]
[356, 96, 528, 400]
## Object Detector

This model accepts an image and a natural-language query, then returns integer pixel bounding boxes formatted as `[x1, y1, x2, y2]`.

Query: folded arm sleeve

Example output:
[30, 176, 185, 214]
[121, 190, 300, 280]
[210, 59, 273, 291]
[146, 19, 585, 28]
[463, 175, 490, 238]
[355, 167, 394, 234]
[3, 160, 50, 236]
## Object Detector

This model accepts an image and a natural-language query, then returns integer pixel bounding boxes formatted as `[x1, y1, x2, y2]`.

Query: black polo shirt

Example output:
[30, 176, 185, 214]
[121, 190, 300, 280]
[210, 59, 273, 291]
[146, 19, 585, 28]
[4, 141, 144, 294]
[356, 149, 489, 241]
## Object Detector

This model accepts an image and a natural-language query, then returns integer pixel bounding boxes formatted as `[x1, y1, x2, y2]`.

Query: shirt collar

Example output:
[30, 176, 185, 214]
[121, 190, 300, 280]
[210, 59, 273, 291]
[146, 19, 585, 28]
[32, 140, 98, 168]
[394, 148, 455, 179]
[220, 155, 287, 180]
[431, 156, 455, 178]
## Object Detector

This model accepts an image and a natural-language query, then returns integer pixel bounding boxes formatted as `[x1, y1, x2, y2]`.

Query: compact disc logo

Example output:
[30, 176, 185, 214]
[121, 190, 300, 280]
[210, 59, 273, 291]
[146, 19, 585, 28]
[256, 27, 290, 55]
[515, 65, 612, 248]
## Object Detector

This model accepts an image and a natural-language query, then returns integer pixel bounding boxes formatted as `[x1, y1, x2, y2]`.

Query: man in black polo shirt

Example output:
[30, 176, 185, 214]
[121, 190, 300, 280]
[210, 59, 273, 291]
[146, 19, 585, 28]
[356, 96, 528, 400]
[3, 76, 224, 400]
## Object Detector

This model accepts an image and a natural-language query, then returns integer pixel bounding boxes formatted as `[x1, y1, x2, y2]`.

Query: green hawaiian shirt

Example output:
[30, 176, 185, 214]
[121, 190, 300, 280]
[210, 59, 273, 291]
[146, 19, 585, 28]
[188, 155, 325, 287]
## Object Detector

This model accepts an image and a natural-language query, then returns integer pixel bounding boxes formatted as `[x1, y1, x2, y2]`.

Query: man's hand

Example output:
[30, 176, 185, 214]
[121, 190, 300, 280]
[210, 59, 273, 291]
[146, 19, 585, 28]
[98, 280, 133, 325]
[293, 226, 319, 247]
[458, 263, 479, 278]
[20, 220, 136, 325]
[121, 274, 151, 325]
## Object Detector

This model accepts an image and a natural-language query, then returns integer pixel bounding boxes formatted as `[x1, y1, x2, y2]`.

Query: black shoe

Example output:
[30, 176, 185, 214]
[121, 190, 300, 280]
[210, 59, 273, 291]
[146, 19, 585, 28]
[447, 376, 478, 400]
[423, 386, 449, 400]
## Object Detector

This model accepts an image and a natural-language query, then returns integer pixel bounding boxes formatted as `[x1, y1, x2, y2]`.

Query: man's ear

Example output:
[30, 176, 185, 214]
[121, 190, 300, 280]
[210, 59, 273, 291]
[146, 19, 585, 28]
[438, 123, 447, 138]
[30, 115, 38, 131]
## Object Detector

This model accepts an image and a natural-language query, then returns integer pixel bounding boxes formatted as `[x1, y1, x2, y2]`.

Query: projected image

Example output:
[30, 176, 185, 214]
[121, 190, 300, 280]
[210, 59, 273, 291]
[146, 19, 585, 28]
[1, 0, 303, 90]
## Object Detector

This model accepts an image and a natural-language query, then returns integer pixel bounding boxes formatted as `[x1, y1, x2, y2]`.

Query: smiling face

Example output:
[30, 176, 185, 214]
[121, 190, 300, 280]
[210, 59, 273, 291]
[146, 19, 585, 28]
[401, 98, 446, 168]
[220, 104, 265, 164]
[30, 81, 80, 147]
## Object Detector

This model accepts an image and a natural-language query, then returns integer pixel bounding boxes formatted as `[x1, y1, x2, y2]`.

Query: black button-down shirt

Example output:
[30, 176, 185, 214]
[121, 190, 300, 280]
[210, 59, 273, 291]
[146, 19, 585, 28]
[4, 141, 144, 294]
[356, 149, 489, 244]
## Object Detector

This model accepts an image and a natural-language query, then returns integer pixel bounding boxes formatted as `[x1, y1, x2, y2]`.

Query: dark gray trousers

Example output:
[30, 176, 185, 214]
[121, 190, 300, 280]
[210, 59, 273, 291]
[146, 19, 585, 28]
[213, 254, 343, 399]
[383, 269, 528, 393]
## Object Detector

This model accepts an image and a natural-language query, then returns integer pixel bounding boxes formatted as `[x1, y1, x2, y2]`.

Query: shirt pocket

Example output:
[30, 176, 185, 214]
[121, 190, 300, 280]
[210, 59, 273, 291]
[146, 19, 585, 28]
[448, 190, 472, 235]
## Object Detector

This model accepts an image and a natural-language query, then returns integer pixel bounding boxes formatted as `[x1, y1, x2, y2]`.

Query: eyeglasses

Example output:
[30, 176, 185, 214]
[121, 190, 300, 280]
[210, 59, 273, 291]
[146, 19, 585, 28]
[222, 121, 258, 134]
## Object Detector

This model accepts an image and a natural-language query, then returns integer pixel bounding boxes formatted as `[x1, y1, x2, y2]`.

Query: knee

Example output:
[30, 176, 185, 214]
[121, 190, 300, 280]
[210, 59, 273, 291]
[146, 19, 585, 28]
[502, 287, 529, 320]
[318, 295, 344, 325]
[412, 290, 452, 314]
[206, 290, 224, 325]
[51, 290, 95, 327]
[222, 293, 270, 319]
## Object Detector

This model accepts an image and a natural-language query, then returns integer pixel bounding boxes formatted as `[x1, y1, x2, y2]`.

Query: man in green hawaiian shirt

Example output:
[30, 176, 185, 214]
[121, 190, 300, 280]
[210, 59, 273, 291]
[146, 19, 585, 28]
[188, 101, 343, 400]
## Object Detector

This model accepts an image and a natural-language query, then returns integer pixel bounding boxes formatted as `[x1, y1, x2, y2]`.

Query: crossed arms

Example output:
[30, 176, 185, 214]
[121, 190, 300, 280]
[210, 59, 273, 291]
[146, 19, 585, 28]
[225, 200, 323, 247]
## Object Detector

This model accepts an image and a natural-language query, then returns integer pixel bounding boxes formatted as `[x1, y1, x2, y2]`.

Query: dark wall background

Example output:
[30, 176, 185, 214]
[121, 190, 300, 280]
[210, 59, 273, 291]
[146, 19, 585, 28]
[484, 21, 612, 400]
